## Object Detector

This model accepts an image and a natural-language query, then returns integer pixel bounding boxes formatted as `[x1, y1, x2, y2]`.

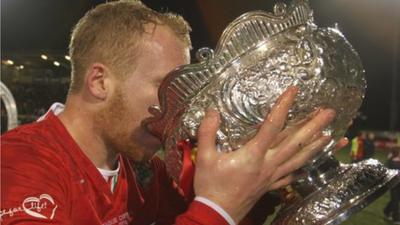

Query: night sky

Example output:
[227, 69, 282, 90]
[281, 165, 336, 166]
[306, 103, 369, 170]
[1, 0, 399, 131]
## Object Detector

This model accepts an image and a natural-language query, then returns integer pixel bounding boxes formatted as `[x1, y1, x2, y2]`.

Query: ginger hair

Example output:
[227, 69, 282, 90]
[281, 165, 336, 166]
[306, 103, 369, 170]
[68, 0, 191, 93]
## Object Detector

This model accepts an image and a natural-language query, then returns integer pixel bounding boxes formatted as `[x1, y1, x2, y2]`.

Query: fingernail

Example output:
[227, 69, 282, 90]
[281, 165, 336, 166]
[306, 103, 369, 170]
[206, 108, 220, 122]
[324, 109, 336, 121]
[312, 131, 323, 140]
[206, 107, 217, 115]
[340, 137, 349, 146]
[321, 135, 332, 142]
[309, 107, 322, 118]
[285, 86, 299, 98]
[288, 86, 299, 93]
[313, 107, 322, 114]
[276, 86, 299, 104]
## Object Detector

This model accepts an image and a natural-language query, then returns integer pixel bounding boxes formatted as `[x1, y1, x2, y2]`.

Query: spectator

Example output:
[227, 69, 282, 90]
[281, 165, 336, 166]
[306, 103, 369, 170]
[351, 132, 366, 163]
[384, 147, 400, 223]
[363, 132, 375, 159]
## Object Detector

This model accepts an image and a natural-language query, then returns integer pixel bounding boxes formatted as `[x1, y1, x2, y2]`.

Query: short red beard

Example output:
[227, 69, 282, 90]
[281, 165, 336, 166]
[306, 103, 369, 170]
[94, 89, 145, 161]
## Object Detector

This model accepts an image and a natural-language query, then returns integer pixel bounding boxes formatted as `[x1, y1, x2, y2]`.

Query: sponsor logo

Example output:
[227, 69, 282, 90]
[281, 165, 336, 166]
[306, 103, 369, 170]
[1, 194, 58, 220]
[102, 212, 133, 225]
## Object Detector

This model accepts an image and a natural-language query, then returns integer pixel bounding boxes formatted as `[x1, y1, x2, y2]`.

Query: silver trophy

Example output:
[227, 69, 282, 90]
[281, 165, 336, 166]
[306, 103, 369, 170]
[144, 0, 400, 224]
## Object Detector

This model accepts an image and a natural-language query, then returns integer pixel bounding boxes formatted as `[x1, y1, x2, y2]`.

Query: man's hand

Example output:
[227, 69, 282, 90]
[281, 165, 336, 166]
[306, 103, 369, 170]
[193, 86, 336, 223]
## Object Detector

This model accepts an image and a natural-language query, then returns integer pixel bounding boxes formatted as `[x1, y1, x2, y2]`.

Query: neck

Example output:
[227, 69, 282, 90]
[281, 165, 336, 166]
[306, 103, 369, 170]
[58, 97, 118, 170]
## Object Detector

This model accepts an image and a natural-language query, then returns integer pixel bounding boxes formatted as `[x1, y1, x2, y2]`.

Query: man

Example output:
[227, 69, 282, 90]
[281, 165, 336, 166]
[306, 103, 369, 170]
[363, 132, 375, 159]
[350, 132, 365, 163]
[1, 1, 339, 224]
[384, 147, 400, 223]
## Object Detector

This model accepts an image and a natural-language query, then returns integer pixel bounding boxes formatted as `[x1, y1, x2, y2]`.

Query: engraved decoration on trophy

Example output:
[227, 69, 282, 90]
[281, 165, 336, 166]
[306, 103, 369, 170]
[144, 0, 400, 224]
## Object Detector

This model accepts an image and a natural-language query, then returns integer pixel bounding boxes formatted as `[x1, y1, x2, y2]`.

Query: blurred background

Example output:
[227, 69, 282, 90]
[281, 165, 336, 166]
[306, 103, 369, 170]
[1, 0, 399, 224]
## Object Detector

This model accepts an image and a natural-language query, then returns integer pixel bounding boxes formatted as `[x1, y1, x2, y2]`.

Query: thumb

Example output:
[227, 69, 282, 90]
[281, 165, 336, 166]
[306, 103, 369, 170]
[196, 108, 220, 162]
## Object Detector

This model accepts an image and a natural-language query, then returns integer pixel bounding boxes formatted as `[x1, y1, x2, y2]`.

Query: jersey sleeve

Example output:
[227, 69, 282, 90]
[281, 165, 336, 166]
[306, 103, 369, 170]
[150, 156, 282, 225]
[238, 192, 281, 225]
[1, 135, 70, 224]
[175, 200, 230, 225]
[149, 157, 230, 225]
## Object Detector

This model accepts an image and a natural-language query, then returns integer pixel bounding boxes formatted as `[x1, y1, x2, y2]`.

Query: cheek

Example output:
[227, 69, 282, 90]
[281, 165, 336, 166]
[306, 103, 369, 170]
[125, 78, 160, 116]
[149, 89, 160, 106]
[134, 88, 159, 117]
[143, 83, 161, 107]
[127, 81, 158, 102]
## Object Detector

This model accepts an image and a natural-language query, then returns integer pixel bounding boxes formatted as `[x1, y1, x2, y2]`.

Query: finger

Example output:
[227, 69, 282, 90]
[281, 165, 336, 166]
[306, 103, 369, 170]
[269, 108, 321, 148]
[334, 137, 349, 153]
[196, 109, 220, 161]
[272, 109, 335, 165]
[269, 124, 301, 149]
[250, 86, 299, 153]
[307, 131, 323, 145]
[272, 135, 332, 181]
[268, 174, 296, 191]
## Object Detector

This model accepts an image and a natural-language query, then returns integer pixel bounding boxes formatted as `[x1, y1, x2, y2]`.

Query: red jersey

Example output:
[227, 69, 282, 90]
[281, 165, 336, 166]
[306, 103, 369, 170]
[1, 112, 229, 225]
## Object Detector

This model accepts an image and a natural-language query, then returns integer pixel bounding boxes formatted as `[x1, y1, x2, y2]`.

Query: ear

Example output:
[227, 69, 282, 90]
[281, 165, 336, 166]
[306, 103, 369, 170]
[85, 63, 110, 100]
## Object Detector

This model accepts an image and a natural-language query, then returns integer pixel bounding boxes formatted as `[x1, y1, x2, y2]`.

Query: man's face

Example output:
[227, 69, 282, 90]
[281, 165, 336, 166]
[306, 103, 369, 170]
[97, 25, 190, 161]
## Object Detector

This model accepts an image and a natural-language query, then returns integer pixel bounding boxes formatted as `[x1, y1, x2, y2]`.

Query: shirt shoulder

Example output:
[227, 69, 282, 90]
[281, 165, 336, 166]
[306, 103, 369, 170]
[1, 121, 73, 224]
[2, 119, 68, 167]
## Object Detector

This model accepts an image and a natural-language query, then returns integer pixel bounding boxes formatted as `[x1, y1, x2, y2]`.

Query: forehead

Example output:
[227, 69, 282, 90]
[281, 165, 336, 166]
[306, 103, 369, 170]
[131, 25, 190, 80]
[143, 24, 190, 60]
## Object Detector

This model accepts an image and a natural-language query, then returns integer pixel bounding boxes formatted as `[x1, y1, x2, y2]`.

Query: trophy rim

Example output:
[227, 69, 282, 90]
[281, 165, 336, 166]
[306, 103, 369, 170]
[325, 167, 400, 225]
[272, 159, 400, 225]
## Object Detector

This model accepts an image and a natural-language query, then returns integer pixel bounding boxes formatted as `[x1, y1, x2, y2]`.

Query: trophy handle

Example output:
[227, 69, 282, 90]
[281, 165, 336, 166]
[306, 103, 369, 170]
[0, 81, 18, 131]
